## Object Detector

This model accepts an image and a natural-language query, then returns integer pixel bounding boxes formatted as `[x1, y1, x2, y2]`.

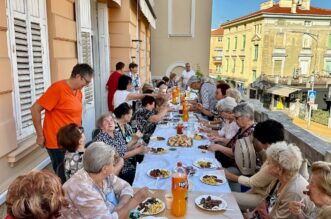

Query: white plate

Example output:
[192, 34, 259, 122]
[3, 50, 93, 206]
[195, 195, 227, 211]
[137, 197, 165, 215]
[200, 174, 225, 186]
[147, 168, 171, 179]
[193, 158, 217, 169]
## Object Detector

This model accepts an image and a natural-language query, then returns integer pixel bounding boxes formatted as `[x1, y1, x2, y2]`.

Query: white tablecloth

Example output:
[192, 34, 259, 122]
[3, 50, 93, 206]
[132, 115, 231, 193]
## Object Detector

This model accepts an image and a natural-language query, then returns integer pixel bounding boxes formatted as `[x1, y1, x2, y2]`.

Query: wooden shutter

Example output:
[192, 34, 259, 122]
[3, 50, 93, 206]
[274, 60, 282, 75]
[9, 0, 49, 139]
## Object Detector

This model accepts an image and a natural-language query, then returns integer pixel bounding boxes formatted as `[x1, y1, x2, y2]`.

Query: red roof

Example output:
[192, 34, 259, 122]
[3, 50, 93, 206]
[222, 4, 331, 26]
[211, 28, 224, 35]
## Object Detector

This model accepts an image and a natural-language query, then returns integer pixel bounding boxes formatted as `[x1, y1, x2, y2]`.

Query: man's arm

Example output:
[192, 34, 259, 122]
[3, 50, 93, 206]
[30, 102, 45, 146]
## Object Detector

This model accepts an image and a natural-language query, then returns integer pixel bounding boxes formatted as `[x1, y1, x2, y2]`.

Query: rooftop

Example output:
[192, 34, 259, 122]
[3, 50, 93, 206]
[211, 27, 224, 35]
[222, 4, 331, 26]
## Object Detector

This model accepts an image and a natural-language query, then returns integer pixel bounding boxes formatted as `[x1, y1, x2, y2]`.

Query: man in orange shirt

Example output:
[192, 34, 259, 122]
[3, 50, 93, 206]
[31, 64, 93, 183]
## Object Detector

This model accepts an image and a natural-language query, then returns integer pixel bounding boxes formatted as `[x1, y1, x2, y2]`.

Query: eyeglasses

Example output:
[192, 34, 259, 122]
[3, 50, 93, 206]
[81, 76, 91, 85]
[234, 115, 242, 120]
[78, 126, 84, 133]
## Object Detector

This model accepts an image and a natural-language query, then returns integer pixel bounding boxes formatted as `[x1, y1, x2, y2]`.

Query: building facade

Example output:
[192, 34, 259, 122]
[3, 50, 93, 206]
[209, 27, 223, 77]
[0, 0, 155, 200]
[220, 0, 331, 91]
[151, 0, 212, 79]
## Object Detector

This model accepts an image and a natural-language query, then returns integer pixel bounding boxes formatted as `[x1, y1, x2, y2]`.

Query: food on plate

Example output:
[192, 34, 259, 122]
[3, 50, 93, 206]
[169, 148, 177, 151]
[167, 135, 193, 147]
[159, 121, 168, 125]
[150, 147, 167, 154]
[198, 145, 208, 150]
[137, 197, 164, 214]
[197, 161, 213, 168]
[149, 169, 170, 178]
[150, 136, 165, 141]
[193, 134, 205, 140]
[184, 166, 197, 176]
[199, 196, 223, 209]
[202, 175, 223, 185]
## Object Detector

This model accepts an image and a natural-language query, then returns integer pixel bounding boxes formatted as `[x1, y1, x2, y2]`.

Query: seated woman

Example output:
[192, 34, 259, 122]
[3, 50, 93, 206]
[5, 170, 68, 219]
[258, 142, 314, 219]
[62, 142, 148, 219]
[94, 113, 148, 184]
[289, 161, 331, 218]
[168, 72, 177, 88]
[57, 123, 86, 180]
[204, 97, 239, 145]
[131, 96, 168, 143]
[113, 75, 156, 109]
[226, 88, 242, 103]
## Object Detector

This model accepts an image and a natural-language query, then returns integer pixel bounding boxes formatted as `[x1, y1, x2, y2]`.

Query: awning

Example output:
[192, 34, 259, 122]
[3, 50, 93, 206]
[139, 0, 156, 29]
[266, 85, 301, 97]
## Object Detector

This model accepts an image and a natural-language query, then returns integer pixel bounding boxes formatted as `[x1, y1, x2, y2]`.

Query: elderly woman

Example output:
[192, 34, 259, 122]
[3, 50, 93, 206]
[6, 170, 68, 219]
[57, 123, 86, 180]
[168, 72, 177, 88]
[131, 95, 168, 143]
[226, 88, 242, 103]
[62, 142, 148, 219]
[289, 161, 331, 218]
[94, 113, 147, 184]
[187, 75, 217, 119]
[206, 97, 239, 144]
[248, 142, 315, 219]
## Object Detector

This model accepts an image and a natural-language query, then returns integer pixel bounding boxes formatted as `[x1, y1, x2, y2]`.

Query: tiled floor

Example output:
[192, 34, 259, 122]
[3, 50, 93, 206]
[0, 164, 54, 217]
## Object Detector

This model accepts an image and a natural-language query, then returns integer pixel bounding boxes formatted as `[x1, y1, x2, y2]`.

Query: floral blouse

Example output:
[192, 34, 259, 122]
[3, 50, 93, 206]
[62, 169, 133, 219]
[94, 130, 135, 174]
[115, 123, 134, 144]
[64, 151, 84, 180]
[131, 108, 157, 143]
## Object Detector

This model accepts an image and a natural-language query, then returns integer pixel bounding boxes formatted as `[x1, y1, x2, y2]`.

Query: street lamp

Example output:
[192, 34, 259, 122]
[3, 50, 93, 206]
[290, 31, 319, 128]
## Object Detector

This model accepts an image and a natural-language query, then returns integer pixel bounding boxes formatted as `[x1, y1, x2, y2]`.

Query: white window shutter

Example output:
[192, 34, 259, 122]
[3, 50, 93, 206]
[9, 0, 50, 139]
[81, 31, 94, 103]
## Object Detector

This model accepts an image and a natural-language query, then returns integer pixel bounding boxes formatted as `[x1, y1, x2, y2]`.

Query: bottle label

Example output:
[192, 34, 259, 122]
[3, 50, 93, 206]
[178, 180, 187, 189]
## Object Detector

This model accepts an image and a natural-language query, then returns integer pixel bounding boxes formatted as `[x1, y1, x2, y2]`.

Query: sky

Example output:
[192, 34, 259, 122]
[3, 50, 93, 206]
[212, 0, 331, 29]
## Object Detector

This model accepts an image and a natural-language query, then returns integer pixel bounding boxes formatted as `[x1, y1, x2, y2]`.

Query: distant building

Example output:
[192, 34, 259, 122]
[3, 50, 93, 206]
[209, 28, 224, 77]
[151, 0, 212, 79]
[220, 0, 331, 101]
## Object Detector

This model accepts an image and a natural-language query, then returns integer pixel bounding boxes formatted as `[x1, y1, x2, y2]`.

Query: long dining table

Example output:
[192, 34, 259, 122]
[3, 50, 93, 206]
[132, 111, 243, 218]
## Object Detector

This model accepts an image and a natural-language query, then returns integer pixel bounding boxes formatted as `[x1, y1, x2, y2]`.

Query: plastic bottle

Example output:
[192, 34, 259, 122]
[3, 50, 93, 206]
[171, 162, 188, 217]
[182, 102, 189, 122]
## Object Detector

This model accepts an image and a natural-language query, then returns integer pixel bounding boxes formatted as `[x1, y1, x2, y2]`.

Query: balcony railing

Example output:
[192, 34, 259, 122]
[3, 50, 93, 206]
[212, 56, 222, 63]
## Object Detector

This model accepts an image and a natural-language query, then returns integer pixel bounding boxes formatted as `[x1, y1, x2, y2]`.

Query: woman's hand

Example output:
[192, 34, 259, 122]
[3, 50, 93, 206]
[133, 187, 149, 204]
[288, 200, 305, 215]
[208, 144, 222, 152]
[135, 145, 149, 154]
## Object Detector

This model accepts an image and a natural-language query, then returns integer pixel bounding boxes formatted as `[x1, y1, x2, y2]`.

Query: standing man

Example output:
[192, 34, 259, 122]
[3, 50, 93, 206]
[107, 62, 125, 111]
[180, 62, 195, 89]
[31, 63, 94, 183]
[128, 62, 140, 93]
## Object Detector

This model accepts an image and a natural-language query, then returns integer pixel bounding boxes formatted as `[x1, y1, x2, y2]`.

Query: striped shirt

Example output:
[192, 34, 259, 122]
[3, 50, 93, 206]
[198, 82, 217, 111]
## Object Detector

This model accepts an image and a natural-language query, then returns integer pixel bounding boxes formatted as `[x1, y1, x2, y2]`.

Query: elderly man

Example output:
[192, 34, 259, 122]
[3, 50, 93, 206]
[180, 62, 195, 89]
[187, 75, 217, 120]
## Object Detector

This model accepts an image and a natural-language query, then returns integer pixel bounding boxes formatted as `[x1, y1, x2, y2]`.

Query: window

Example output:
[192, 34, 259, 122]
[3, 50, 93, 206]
[226, 58, 229, 71]
[328, 34, 331, 49]
[227, 37, 230, 50]
[218, 37, 222, 42]
[8, 0, 50, 139]
[254, 44, 259, 60]
[242, 35, 246, 49]
[303, 34, 311, 48]
[252, 70, 257, 81]
[234, 36, 237, 50]
[304, 21, 312, 26]
[300, 60, 310, 75]
[232, 58, 236, 73]
[324, 60, 331, 75]
[241, 60, 245, 74]
[274, 60, 282, 75]
[216, 49, 222, 57]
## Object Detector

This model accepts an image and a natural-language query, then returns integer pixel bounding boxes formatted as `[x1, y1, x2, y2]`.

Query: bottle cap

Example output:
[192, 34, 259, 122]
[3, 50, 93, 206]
[177, 162, 182, 167]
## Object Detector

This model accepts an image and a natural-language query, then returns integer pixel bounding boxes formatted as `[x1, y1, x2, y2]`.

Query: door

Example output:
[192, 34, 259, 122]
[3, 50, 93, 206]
[76, 0, 95, 142]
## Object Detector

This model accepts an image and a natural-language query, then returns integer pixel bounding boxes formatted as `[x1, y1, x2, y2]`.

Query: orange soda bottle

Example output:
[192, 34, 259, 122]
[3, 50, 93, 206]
[171, 162, 188, 217]
[172, 89, 177, 104]
[182, 102, 189, 122]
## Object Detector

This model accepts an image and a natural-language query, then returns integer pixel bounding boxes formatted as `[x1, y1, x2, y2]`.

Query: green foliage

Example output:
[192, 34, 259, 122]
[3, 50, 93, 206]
[195, 66, 203, 78]
[311, 109, 329, 126]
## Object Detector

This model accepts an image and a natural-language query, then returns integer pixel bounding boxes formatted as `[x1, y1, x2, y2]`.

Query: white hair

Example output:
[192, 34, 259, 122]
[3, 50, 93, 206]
[216, 96, 237, 112]
[266, 141, 303, 176]
[83, 142, 116, 173]
[226, 88, 241, 103]
[233, 102, 254, 120]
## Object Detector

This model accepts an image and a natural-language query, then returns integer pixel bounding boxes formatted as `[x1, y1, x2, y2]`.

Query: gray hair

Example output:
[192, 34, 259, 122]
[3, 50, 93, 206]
[96, 113, 113, 129]
[233, 102, 254, 120]
[83, 142, 116, 173]
[226, 88, 241, 103]
[187, 75, 202, 86]
[266, 141, 303, 177]
[216, 97, 237, 112]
